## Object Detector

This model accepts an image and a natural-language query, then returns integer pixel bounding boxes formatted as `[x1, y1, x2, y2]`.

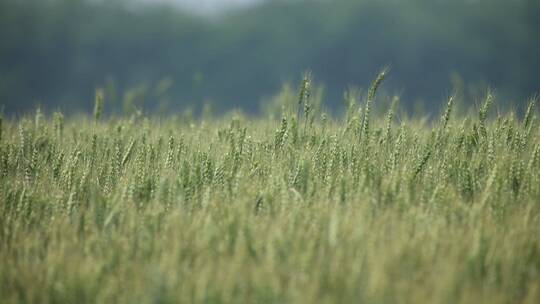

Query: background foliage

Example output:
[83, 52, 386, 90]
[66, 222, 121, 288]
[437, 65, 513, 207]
[1, 0, 539, 114]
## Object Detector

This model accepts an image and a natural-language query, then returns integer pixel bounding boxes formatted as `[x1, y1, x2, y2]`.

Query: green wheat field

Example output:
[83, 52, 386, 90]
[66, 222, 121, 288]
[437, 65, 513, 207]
[1, 73, 539, 303]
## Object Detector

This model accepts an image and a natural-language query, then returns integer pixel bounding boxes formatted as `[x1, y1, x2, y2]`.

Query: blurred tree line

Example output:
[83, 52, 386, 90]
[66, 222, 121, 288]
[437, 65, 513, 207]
[1, 0, 539, 115]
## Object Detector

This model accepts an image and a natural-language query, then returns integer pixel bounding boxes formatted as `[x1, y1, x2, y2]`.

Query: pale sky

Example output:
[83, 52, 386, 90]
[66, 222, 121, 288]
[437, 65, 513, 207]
[136, 0, 263, 14]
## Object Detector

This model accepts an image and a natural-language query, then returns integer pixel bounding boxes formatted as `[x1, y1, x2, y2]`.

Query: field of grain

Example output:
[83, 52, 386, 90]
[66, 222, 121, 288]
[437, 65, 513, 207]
[1, 74, 539, 303]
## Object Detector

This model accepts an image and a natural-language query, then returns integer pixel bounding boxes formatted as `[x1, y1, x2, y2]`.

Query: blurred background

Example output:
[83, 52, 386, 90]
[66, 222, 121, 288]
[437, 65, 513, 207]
[1, 0, 539, 116]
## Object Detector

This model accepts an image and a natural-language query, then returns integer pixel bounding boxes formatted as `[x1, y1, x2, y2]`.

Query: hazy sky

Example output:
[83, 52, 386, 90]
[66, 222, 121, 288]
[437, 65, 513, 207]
[137, 0, 263, 13]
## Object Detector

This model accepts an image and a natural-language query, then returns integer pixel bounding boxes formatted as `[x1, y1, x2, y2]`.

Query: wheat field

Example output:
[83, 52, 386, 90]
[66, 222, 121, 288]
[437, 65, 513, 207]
[1, 74, 539, 303]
